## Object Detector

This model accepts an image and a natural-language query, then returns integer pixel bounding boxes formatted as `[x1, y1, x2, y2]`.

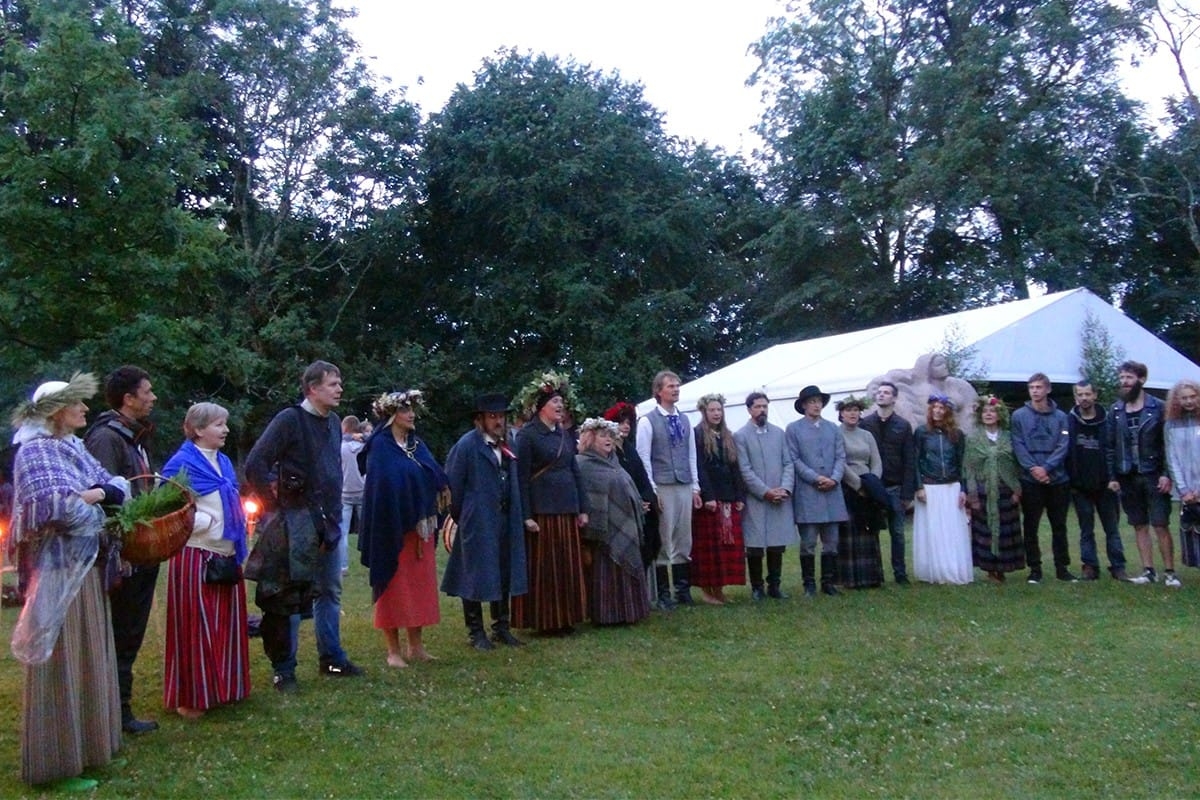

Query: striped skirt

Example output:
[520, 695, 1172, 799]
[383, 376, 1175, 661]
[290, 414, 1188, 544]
[164, 546, 251, 712]
[511, 514, 586, 632]
[838, 489, 884, 589]
[970, 486, 1026, 573]
[690, 503, 747, 588]
[586, 542, 651, 625]
[22, 568, 121, 785]
[1181, 504, 1200, 568]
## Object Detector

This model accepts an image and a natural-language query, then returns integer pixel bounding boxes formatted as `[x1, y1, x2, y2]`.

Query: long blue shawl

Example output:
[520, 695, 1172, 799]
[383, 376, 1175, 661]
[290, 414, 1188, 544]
[162, 440, 247, 562]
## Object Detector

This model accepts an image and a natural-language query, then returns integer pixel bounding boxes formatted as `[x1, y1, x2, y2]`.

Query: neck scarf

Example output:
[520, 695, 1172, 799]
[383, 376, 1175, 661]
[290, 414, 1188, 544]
[162, 440, 247, 561]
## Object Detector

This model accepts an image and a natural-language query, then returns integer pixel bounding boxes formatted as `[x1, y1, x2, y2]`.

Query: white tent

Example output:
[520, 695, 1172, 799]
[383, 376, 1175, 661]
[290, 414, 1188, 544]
[639, 288, 1200, 430]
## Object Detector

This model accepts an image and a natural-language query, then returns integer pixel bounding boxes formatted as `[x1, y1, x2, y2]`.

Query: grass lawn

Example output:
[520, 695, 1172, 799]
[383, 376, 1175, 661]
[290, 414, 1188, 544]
[0, 518, 1196, 799]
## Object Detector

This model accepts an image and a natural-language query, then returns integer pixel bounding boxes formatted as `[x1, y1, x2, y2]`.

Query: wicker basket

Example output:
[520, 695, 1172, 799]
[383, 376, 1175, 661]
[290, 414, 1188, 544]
[119, 474, 197, 567]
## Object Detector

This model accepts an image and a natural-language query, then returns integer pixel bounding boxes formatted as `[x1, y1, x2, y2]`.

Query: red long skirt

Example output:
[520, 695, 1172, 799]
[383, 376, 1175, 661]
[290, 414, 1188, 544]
[163, 546, 250, 711]
[511, 514, 586, 631]
[374, 531, 440, 630]
[690, 503, 747, 587]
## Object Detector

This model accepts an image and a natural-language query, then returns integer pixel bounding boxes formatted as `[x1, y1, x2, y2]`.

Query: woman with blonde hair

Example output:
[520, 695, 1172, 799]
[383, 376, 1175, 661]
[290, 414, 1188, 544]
[9, 373, 127, 789]
[692, 394, 746, 604]
[160, 402, 251, 718]
[1165, 379, 1200, 567]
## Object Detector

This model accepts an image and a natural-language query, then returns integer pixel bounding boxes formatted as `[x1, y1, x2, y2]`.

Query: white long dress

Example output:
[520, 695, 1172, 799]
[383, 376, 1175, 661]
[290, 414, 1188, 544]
[913, 482, 973, 584]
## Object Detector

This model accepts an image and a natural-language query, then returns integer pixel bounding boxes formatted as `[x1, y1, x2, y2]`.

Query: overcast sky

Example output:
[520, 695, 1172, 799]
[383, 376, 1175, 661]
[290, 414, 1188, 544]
[338, 0, 1196, 155]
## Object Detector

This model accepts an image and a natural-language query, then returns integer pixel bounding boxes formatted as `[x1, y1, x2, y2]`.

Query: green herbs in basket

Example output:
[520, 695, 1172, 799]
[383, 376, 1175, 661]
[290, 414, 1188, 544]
[109, 471, 193, 539]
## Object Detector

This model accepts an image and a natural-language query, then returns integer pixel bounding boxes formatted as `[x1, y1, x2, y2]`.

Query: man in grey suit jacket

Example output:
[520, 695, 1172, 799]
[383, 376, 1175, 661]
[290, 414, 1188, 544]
[734, 392, 796, 600]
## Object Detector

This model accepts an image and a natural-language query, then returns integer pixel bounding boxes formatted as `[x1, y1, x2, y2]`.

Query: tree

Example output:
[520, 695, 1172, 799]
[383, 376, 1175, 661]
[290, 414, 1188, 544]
[419, 51, 755, 419]
[750, 0, 1149, 340]
[0, 2, 229, 409]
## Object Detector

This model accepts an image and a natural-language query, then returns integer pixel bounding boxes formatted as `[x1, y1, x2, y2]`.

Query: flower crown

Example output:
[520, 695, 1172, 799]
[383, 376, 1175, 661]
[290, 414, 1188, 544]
[517, 370, 577, 415]
[579, 417, 619, 436]
[11, 372, 98, 428]
[373, 389, 425, 419]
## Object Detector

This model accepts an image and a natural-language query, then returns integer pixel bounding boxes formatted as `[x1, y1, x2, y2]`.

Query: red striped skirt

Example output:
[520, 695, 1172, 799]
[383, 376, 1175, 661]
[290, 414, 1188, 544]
[690, 503, 747, 587]
[373, 531, 440, 630]
[164, 546, 251, 711]
[511, 514, 586, 632]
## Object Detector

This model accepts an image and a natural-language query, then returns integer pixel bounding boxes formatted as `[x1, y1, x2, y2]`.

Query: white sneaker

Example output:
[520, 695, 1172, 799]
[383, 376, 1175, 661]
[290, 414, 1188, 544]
[1129, 569, 1157, 584]
[1164, 572, 1182, 588]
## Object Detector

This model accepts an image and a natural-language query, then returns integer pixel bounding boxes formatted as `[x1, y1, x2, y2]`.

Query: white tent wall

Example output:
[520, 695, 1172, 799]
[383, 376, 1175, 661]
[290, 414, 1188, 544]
[637, 288, 1200, 431]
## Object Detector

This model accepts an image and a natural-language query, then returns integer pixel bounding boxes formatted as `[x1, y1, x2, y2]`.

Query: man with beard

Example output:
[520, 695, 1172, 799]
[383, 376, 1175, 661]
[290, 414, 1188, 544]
[1066, 381, 1127, 580]
[859, 381, 914, 585]
[1107, 361, 1178, 586]
[84, 365, 160, 734]
[734, 392, 795, 600]
[441, 393, 528, 650]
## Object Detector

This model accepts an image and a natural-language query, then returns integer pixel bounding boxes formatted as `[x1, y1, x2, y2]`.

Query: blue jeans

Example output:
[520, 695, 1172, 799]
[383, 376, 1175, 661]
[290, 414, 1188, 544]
[1072, 487, 1125, 572]
[339, 501, 360, 572]
[263, 544, 346, 676]
[883, 485, 908, 580]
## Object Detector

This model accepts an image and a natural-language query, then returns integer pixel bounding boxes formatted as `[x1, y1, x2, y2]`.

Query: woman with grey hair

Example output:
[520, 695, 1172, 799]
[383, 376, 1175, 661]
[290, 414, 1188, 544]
[576, 418, 650, 624]
[160, 402, 250, 718]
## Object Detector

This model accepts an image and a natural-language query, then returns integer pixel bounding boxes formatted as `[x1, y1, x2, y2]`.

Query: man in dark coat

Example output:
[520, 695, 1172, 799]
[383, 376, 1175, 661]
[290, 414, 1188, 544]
[442, 393, 529, 650]
[244, 360, 362, 692]
[84, 364, 159, 734]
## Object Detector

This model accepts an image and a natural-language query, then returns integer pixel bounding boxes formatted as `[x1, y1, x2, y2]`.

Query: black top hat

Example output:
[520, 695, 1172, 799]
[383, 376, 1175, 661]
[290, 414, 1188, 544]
[473, 393, 509, 415]
[794, 385, 831, 413]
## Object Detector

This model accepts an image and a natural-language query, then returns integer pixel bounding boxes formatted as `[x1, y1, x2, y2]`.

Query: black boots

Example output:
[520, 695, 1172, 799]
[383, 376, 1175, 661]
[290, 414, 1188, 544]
[766, 547, 788, 599]
[490, 597, 524, 647]
[673, 562, 695, 606]
[820, 554, 840, 596]
[463, 601, 494, 651]
[801, 554, 816, 597]
[747, 548, 765, 600]
[655, 565, 677, 610]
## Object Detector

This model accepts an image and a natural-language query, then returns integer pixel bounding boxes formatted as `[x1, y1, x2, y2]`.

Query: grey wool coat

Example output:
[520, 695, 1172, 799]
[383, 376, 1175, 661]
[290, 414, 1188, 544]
[784, 416, 849, 524]
[734, 421, 798, 547]
[440, 428, 528, 603]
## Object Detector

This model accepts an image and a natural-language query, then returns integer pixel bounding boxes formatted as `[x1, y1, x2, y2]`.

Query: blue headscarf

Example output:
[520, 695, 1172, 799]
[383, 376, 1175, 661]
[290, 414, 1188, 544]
[162, 440, 247, 562]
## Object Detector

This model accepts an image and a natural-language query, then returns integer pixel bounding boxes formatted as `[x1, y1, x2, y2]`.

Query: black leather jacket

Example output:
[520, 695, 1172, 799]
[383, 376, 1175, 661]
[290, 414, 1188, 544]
[1107, 393, 1167, 477]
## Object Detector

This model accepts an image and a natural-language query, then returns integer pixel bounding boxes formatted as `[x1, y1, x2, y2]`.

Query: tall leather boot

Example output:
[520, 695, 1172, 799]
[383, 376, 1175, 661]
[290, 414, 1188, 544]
[674, 562, 695, 606]
[655, 565, 676, 611]
[463, 601, 494, 651]
[489, 596, 524, 646]
[821, 553, 841, 596]
[766, 547, 789, 599]
[747, 547, 765, 601]
[800, 554, 816, 598]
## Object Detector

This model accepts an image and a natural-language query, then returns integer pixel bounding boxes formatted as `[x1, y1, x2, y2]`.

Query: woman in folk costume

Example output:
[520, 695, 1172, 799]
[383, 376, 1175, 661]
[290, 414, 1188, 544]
[360, 390, 449, 667]
[602, 402, 659, 594]
[836, 396, 888, 589]
[691, 394, 747, 604]
[512, 372, 589, 634]
[912, 395, 973, 584]
[963, 395, 1025, 583]
[9, 373, 127, 790]
[576, 418, 651, 624]
[160, 403, 250, 718]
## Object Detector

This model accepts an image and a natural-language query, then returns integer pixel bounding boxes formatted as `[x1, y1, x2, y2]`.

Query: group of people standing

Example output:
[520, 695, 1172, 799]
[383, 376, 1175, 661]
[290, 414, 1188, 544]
[9, 356, 1200, 790]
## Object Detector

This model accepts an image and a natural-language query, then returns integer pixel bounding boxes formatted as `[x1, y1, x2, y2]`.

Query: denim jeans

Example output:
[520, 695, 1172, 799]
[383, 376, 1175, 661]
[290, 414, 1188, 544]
[339, 501, 360, 572]
[313, 543, 347, 665]
[262, 544, 346, 676]
[1072, 487, 1125, 572]
[883, 485, 908, 580]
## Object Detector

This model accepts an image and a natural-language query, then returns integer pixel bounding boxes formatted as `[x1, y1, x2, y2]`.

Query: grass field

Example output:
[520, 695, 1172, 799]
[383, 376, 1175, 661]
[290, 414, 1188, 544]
[0, 519, 1196, 799]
